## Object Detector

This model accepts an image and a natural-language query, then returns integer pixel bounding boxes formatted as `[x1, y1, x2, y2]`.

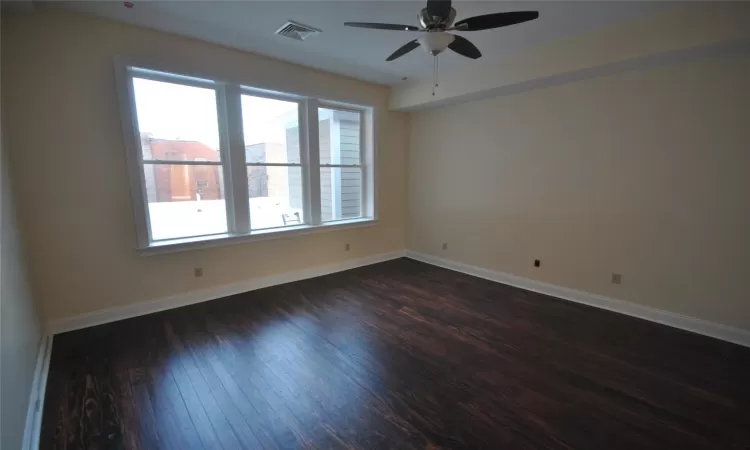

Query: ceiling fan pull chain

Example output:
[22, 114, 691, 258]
[436, 55, 439, 87]
[432, 55, 437, 96]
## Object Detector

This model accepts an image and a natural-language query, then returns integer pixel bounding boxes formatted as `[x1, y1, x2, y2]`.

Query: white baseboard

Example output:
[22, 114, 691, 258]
[406, 250, 750, 348]
[22, 334, 53, 450]
[47, 247, 750, 346]
[48, 250, 406, 335]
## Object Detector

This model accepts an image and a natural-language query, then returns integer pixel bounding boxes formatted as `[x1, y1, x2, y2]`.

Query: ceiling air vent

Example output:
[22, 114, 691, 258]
[275, 21, 322, 41]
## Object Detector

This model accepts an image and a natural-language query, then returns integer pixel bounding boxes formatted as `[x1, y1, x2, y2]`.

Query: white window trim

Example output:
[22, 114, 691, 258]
[113, 57, 378, 254]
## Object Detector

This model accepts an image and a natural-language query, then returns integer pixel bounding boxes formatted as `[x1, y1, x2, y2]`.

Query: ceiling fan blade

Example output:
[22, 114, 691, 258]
[386, 40, 421, 61]
[448, 35, 481, 59]
[344, 22, 420, 31]
[426, 0, 452, 19]
[454, 11, 539, 31]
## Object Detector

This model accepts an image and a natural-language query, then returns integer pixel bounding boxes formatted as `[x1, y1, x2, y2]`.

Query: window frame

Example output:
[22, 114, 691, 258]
[317, 104, 366, 223]
[114, 57, 377, 254]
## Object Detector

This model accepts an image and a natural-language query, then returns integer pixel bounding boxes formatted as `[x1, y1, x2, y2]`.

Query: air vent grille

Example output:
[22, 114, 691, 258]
[275, 21, 321, 41]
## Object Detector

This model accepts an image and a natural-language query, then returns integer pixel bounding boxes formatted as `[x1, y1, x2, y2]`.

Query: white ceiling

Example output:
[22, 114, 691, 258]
[54, 1, 674, 85]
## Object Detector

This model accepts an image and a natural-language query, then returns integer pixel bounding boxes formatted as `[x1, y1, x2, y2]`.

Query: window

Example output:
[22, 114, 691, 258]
[241, 95, 303, 231]
[131, 77, 227, 241]
[318, 107, 364, 222]
[117, 63, 375, 251]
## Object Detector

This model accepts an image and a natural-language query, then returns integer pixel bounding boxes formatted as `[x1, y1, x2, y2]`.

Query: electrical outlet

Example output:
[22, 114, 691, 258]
[611, 273, 622, 285]
[442, 243, 448, 250]
[534, 259, 541, 268]
[345, 243, 350, 251]
[194, 267, 203, 278]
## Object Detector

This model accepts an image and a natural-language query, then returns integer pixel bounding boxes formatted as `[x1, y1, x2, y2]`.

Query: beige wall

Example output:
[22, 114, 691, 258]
[1, 120, 42, 449]
[408, 52, 750, 330]
[1, 8, 408, 324]
[4, 5, 747, 339]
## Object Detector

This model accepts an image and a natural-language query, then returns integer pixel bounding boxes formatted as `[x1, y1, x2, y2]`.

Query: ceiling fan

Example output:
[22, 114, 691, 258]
[344, 0, 539, 62]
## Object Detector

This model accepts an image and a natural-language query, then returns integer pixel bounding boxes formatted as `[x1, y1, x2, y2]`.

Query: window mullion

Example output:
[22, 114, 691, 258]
[222, 84, 250, 234]
[301, 99, 321, 225]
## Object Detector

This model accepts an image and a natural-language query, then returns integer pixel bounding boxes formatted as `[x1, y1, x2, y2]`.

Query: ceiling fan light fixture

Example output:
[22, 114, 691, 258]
[418, 32, 455, 55]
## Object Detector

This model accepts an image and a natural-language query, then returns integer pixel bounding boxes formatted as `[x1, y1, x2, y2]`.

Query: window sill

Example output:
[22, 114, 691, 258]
[138, 218, 378, 256]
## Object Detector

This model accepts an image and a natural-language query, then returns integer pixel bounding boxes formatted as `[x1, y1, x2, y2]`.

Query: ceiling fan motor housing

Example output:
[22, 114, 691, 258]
[418, 7, 456, 29]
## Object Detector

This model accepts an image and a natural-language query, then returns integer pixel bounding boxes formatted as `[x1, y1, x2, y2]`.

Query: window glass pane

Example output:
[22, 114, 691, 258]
[143, 163, 227, 241]
[241, 95, 300, 164]
[320, 167, 362, 222]
[132, 78, 221, 162]
[318, 108, 361, 165]
[248, 166, 303, 230]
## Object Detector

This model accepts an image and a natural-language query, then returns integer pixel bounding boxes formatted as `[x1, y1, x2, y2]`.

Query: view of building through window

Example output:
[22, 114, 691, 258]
[133, 78, 227, 240]
[241, 95, 303, 230]
[319, 107, 363, 221]
[132, 77, 364, 241]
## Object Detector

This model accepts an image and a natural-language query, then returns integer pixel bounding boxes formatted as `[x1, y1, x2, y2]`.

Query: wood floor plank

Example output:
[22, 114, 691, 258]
[272, 280, 568, 448]
[126, 317, 189, 450]
[162, 320, 231, 450]
[163, 318, 247, 450]
[41, 258, 750, 449]
[202, 304, 356, 449]
[172, 312, 266, 449]
[200, 312, 343, 448]
[142, 318, 208, 450]
[224, 295, 436, 448]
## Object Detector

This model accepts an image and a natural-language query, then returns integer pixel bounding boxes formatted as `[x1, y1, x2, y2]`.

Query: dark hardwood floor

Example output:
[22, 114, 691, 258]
[42, 258, 750, 449]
